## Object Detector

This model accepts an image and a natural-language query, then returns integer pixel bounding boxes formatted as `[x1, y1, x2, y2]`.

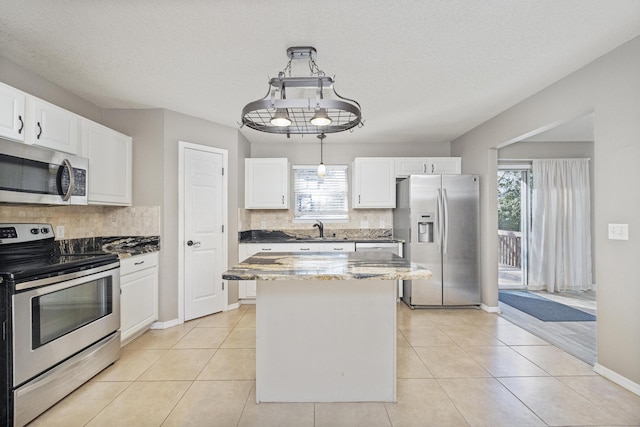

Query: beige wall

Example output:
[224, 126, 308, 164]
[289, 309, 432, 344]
[452, 37, 640, 388]
[103, 109, 247, 320]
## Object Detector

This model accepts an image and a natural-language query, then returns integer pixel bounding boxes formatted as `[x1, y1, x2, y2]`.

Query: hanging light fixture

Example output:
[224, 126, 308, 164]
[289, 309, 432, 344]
[317, 133, 327, 177]
[241, 46, 362, 136]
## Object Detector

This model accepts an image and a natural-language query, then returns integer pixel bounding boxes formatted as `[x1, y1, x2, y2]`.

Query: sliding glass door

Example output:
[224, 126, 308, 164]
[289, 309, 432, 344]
[497, 167, 532, 288]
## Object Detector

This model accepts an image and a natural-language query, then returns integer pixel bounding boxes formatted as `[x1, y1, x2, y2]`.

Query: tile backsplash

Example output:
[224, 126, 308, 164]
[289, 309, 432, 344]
[0, 205, 160, 239]
[239, 208, 393, 233]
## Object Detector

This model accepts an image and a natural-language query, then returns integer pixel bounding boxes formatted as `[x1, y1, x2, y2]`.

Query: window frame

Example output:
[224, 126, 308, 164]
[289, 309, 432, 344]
[292, 164, 349, 223]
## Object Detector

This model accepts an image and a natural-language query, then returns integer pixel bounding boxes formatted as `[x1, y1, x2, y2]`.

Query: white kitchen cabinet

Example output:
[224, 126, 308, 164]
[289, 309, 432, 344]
[395, 157, 430, 177]
[120, 252, 159, 345]
[26, 96, 79, 154]
[352, 157, 396, 208]
[289, 242, 355, 252]
[0, 82, 26, 142]
[427, 157, 461, 174]
[245, 158, 289, 209]
[395, 157, 462, 177]
[79, 119, 133, 206]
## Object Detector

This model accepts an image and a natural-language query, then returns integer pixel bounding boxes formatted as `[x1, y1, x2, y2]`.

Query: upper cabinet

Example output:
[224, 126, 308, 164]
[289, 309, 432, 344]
[26, 97, 79, 154]
[79, 119, 133, 206]
[394, 157, 461, 177]
[353, 157, 396, 208]
[245, 158, 289, 209]
[427, 157, 461, 174]
[0, 82, 26, 142]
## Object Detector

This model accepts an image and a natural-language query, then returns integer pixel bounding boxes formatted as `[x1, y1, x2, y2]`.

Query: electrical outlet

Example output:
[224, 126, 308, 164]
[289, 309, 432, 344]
[608, 224, 629, 240]
[261, 221, 267, 230]
[379, 220, 386, 228]
[360, 220, 369, 229]
[56, 225, 64, 238]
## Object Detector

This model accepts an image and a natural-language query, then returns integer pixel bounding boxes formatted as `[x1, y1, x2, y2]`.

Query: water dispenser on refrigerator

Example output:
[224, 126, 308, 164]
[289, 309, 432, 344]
[417, 213, 434, 243]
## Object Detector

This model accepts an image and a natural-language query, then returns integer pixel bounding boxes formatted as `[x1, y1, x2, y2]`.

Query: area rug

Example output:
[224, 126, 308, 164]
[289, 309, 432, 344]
[498, 290, 596, 322]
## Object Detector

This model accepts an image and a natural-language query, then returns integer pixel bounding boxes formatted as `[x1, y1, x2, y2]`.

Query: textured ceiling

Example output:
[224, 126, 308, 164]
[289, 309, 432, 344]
[1, 1, 639, 145]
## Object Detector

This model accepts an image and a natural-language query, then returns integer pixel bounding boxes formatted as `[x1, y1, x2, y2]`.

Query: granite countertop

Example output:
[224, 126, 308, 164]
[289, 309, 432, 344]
[238, 229, 403, 244]
[222, 251, 431, 281]
[57, 236, 160, 259]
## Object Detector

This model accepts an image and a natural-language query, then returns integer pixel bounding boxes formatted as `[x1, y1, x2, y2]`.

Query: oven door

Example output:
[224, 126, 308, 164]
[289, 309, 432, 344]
[12, 264, 120, 386]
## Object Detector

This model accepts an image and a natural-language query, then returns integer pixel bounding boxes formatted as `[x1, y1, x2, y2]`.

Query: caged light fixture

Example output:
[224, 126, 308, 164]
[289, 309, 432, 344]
[240, 46, 363, 136]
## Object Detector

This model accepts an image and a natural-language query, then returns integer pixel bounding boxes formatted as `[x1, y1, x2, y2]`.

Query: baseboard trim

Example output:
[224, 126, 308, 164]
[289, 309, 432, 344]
[241, 299, 256, 305]
[481, 304, 501, 314]
[594, 363, 640, 396]
[150, 319, 181, 330]
[227, 302, 241, 311]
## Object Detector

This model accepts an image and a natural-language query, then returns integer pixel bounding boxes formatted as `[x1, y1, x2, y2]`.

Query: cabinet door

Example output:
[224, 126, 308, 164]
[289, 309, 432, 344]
[121, 267, 158, 342]
[80, 119, 132, 205]
[353, 158, 396, 208]
[27, 97, 79, 154]
[120, 253, 159, 344]
[427, 157, 461, 174]
[245, 158, 289, 209]
[395, 158, 429, 177]
[0, 82, 26, 142]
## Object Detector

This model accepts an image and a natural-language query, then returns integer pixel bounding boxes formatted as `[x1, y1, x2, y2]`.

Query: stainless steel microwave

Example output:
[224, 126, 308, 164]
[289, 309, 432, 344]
[0, 139, 88, 205]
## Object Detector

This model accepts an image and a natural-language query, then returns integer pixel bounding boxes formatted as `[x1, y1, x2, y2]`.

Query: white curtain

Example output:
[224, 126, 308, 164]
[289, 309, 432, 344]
[529, 159, 592, 292]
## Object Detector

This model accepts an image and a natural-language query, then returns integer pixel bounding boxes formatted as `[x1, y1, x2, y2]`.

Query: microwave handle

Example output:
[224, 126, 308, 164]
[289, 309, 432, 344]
[61, 159, 76, 201]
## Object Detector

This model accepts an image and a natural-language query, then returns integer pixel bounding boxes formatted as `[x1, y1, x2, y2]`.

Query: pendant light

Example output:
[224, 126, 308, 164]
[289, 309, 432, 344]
[241, 47, 362, 136]
[317, 133, 327, 177]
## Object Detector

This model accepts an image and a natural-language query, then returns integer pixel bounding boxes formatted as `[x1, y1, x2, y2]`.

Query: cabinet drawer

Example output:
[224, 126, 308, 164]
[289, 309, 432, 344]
[120, 252, 159, 276]
[241, 243, 290, 259]
[320, 242, 356, 252]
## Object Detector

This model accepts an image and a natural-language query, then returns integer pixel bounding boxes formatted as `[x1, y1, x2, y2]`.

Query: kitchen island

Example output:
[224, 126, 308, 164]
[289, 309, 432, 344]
[223, 251, 431, 403]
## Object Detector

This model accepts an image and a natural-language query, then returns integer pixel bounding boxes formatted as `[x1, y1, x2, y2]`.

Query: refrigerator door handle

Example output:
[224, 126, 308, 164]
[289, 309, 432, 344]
[443, 188, 449, 254]
[436, 189, 442, 253]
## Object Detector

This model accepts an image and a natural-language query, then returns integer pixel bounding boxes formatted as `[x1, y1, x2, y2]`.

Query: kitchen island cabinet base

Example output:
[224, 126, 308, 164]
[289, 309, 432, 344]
[256, 279, 396, 403]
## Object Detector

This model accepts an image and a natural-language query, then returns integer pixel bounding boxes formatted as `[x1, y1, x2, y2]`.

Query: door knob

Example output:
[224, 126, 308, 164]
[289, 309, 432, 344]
[187, 240, 201, 248]
[187, 240, 194, 246]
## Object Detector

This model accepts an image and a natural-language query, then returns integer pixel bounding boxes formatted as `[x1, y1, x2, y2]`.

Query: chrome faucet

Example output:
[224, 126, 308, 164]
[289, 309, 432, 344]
[313, 220, 324, 238]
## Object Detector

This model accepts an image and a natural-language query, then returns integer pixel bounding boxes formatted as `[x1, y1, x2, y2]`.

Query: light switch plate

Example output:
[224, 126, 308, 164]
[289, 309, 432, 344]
[608, 223, 629, 240]
[260, 221, 267, 230]
[360, 221, 369, 229]
[56, 225, 64, 238]
[379, 220, 386, 228]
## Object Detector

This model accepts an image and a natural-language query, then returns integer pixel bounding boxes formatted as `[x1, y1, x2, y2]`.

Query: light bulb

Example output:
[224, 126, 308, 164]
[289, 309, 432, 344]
[310, 109, 332, 126]
[270, 109, 292, 126]
[317, 162, 326, 177]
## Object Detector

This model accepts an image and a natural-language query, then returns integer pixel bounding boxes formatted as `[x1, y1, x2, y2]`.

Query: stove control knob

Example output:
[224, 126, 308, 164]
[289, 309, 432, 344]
[41, 227, 49, 234]
[31, 228, 40, 235]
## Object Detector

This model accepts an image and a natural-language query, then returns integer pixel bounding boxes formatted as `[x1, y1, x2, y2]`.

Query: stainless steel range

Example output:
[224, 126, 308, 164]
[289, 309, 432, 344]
[0, 223, 121, 427]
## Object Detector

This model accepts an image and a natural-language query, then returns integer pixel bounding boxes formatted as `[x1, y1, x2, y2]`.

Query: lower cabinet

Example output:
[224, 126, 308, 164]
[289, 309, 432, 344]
[120, 252, 159, 344]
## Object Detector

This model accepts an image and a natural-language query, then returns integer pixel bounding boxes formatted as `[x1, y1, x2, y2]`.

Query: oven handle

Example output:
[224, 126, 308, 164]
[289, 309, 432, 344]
[15, 261, 120, 292]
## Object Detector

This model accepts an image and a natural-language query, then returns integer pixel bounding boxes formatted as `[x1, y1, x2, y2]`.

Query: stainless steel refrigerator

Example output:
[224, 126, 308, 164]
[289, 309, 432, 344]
[393, 175, 480, 307]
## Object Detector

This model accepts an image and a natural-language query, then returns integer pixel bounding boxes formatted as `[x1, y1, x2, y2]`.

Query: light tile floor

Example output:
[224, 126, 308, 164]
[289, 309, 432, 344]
[30, 303, 640, 427]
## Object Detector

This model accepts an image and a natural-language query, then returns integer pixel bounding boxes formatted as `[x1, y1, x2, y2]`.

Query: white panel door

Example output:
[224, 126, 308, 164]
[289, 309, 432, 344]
[184, 147, 225, 320]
